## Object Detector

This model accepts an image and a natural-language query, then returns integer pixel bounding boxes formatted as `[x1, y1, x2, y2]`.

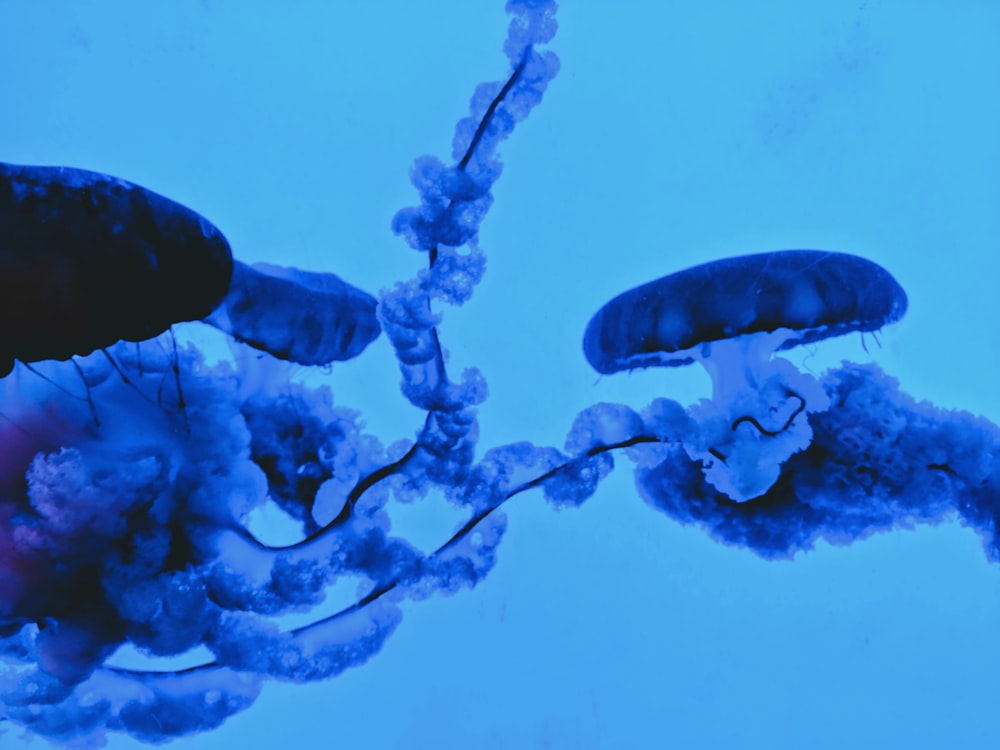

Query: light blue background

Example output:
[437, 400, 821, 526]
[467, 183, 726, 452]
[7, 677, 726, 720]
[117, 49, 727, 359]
[2, 1, 999, 748]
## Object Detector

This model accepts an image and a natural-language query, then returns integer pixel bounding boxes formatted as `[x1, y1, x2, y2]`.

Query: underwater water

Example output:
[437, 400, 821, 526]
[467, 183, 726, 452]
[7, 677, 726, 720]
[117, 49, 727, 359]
[1, 1, 999, 748]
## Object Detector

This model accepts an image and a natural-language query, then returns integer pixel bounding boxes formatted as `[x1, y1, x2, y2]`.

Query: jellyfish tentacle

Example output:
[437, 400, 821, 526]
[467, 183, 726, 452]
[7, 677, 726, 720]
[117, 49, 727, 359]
[731, 389, 806, 437]
[386, 4, 559, 411]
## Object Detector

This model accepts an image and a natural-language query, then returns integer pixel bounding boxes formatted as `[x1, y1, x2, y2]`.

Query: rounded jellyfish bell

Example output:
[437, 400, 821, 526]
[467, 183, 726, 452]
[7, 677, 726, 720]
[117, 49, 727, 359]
[583, 250, 908, 502]
[204, 260, 381, 366]
[0, 162, 234, 377]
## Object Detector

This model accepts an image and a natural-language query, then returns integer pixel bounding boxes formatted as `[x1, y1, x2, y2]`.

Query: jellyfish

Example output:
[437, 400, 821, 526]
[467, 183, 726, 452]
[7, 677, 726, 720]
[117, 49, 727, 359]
[203, 260, 380, 367]
[0, 161, 233, 377]
[4, 0, 1000, 744]
[0, 1, 560, 745]
[583, 250, 908, 501]
[0, 162, 380, 379]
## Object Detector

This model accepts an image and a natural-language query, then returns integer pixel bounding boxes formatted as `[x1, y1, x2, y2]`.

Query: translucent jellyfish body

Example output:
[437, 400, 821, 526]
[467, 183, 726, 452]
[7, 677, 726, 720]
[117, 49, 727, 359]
[583, 250, 908, 501]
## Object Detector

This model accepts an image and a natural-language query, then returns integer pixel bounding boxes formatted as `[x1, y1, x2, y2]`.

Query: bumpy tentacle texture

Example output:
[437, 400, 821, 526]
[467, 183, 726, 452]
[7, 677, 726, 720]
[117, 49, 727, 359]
[562, 365, 1000, 559]
[634, 365, 1000, 560]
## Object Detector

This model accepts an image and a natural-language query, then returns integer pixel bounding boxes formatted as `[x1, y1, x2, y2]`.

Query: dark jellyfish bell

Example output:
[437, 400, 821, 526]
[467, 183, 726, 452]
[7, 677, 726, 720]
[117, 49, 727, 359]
[583, 250, 908, 375]
[204, 260, 381, 366]
[0, 162, 234, 376]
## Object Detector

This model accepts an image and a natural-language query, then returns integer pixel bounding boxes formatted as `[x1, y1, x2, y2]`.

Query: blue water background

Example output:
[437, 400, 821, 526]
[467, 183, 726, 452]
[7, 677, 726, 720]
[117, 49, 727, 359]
[1, 2, 999, 748]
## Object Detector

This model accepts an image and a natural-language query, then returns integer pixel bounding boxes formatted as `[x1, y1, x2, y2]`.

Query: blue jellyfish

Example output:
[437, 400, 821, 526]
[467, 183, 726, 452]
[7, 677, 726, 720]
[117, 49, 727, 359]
[583, 250, 908, 500]
[0, 162, 380, 378]
[0, 162, 233, 376]
[0, 1, 560, 745]
[3, 1, 1000, 746]
[204, 260, 380, 366]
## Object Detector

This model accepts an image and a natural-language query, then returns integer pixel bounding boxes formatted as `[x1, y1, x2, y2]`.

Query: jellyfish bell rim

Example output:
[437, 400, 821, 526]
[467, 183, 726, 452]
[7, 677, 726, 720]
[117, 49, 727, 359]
[582, 249, 909, 376]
